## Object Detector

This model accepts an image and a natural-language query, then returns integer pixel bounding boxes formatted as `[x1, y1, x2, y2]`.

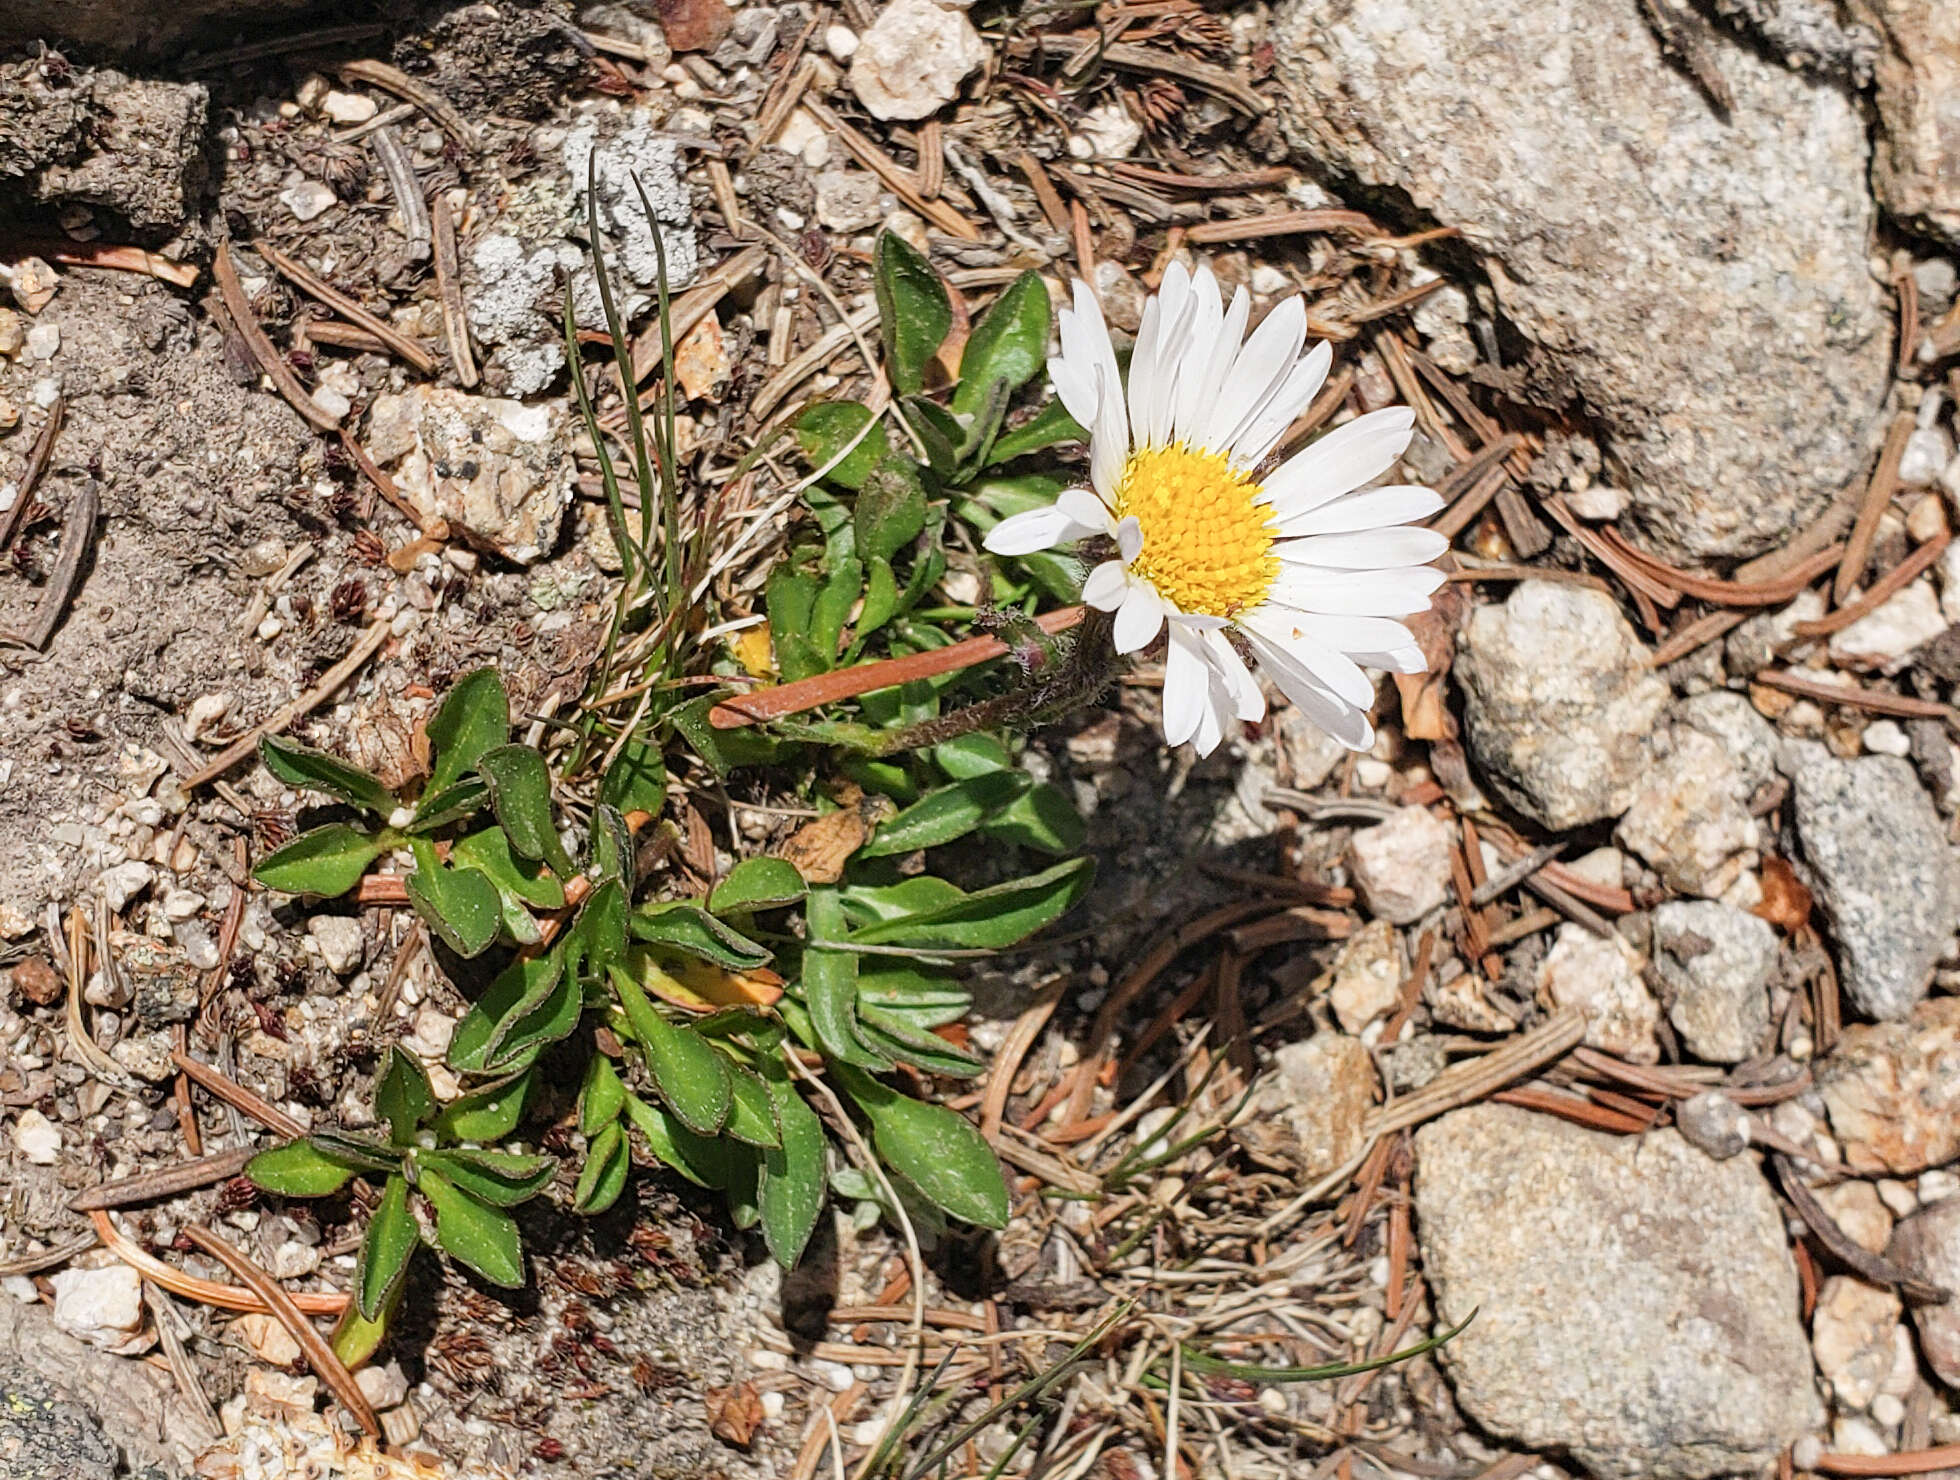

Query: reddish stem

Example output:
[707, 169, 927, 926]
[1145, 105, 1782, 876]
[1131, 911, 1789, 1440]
[708, 606, 1086, 729]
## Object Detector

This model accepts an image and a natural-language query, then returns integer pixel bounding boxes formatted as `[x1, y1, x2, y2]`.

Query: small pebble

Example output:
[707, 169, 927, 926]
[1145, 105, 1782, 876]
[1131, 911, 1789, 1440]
[310, 385, 351, 421]
[14, 1106, 61, 1164]
[280, 181, 338, 222]
[824, 23, 858, 58]
[322, 90, 378, 125]
[1862, 719, 1911, 757]
[24, 323, 60, 361]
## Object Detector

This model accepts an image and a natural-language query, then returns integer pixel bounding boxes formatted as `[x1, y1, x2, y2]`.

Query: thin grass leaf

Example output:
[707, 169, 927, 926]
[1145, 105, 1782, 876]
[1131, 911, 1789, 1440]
[1172, 1311, 1476, 1384]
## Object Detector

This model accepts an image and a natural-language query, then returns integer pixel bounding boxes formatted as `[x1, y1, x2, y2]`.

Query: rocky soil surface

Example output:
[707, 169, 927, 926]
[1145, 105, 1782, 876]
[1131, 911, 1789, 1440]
[3, 2, 1960, 1480]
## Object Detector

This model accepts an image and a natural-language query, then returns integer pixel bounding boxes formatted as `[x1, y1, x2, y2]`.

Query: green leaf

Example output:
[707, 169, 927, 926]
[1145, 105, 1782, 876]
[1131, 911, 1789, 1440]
[674, 694, 797, 777]
[833, 1065, 1008, 1229]
[1178, 1312, 1477, 1383]
[417, 1147, 555, 1207]
[857, 964, 969, 1028]
[953, 271, 1050, 419]
[448, 947, 564, 1073]
[853, 857, 1093, 950]
[623, 1092, 710, 1187]
[424, 668, 509, 794]
[451, 825, 565, 911]
[720, 1059, 782, 1148]
[858, 771, 1031, 859]
[406, 839, 502, 959]
[245, 1138, 366, 1197]
[854, 460, 928, 564]
[838, 876, 966, 927]
[902, 395, 962, 480]
[979, 782, 1086, 855]
[794, 402, 889, 490]
[600, 738, 668, 817]
[331, 1283, 398, 1370]
[873, 230, 951, 396]
[858, 1005, 988, 1078]
[477, 745, 574, 877]
[259, 734, 397, 816]
[801, 888, 890, 1070]
[985, 401, 1088, 466]
[630, 902, 771, 971]
[409, 776, 490, 832]
[573, 1119, 630, 1214]
[305, 1131, 402, 1175]
[860, 561, 904, 650]
[569, 878, 629, 986]
[580, 1053, 627, 1136]
[810, 555, 863, 666]
[708, 857, 806, 916]
[932, 734, 1014, 779]
[723, 1143, 763, 1230]
[759, 1075, 826, 1269]
[356, 1173, 419, 1321]
[586, 804, 635, 890]
[431, 1068, 534, 1142]
[374, 1047, 434, 1148]
[254, 824, 387, 898]
[419, 1169, 524, 1288]
[611, 966, 732, 1135]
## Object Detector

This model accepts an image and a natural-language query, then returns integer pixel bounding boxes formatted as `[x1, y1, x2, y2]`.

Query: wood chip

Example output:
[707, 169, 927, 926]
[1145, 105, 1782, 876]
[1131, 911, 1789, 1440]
[429, 193, 479, 387]
[211, 243, 341, 431]
[253, 239, 438, 375]
[1, 480, 98, 650]
[0, 393, 64, 549]
[1835, 412, 1916, 605]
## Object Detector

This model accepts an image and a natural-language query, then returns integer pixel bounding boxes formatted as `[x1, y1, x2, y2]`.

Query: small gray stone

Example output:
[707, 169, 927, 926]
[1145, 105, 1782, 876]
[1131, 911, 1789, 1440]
[1781, 743, 1958, 1018]
[1674, 690, 1780, 796]
[848, 0, 988, 121]
[1272, 0, 1890, 560]
[1246, 1032, 1375, 1179]
[1456, 583, 1669, 830]
[1676, 1090, 1751, 1159]
[1537, 924, 1659, 1063]
[812, 170, 885, 234]
[1414, 1104, 1822, 1480]
[279, 180, 337, 222]
[1885, 1196, 1960, 1386]
[1616, 729, 1759, 898]
[1348, 805, 1452, 925]
[96, 860, 154, 913]
[1651, 901, 1778, 1063]
[306, 914, 365, 975]
[1852, 0, 1960, 246]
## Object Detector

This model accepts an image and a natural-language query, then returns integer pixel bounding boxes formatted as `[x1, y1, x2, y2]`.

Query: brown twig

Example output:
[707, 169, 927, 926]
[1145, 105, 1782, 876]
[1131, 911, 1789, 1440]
[0, 481, 97, 650]
[170, 1050, 306, 1139]
[799, 97, 979, 241]
[430, 193, 479, 387]
[184, 1223, 380, 1437]
[338, 59, 477, 150]
[1773, 1155, 1948, 1302]
[1814, 1444, 1960, 1476]
[1364, 1009, 1588, 1139]
[1753, 669, 1957, 722]
[0, 394, 62, 550]
[90, 1210, 347, 1316]
[1794, 531, 1950, 639]
[709, 606, 1085, 728]
[367, 125, 432, 262]
[7, 238, 198, 288]
[1184, 209, 1380, 244]
[211, 244, 341, 432]
[183, 617, 392, 788]
[69, 1147, 258, 1212]
[253, 239, 438, 375]
[1836, 413, 1916, 605]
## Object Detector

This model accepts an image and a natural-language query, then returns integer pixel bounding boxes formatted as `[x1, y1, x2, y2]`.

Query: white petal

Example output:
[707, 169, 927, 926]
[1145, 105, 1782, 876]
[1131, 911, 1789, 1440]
[1126, 294, 1166, 447]
[1048, 353, 1101, 434]
[1081, 560, 1131, 611]
[1169, 267, 1226, 443]
[1206, 297, 1306, 457]
[1057, 486, 1113, 529]
[1116, 516, 1143, 563]
[1176, 285, 1249, 448]
[1253, 608, 1419, 658]
[1275, 483, 1442, 537]
[1232, 341, 1333, 469]
[1243, 630, 1375, 751]
[1206, 629, 1266, 722]
[983, 505, 1095, 556]
[1258, 407, 1418, 518]
[1161, 623, 1212, 748]
[1237, 611, 1374, 708]
[1267, 565, 1447, 617]
[1366, 644, 1429, 675]
[1089, 365, 1130, 503]
[1273, 526, 1451, 569]
[1112, 580, 1167, 654]
[1138, 263, 1195, 448]
[1166, 611, 1231, 630]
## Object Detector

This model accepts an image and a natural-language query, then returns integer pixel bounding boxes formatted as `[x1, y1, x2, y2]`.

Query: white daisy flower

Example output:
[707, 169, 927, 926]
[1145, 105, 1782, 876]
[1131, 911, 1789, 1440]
[983, 263, 1448, 756]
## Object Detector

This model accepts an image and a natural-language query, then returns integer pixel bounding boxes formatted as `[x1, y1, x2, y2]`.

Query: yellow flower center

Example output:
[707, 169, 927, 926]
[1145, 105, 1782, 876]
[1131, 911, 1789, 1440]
[1113, 443, 1279, 618]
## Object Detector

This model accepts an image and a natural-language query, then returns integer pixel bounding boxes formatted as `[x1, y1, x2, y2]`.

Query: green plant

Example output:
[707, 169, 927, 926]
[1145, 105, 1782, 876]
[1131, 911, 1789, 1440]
[247, 1045, 553, 1365]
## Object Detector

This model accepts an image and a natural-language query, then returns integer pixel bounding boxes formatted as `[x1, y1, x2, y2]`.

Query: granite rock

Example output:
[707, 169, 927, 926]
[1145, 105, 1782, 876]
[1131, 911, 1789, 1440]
[1651, 900, 1778, 1063]
[1415, 1105, 1821, 1479]
[1272, 0, 1890, 559]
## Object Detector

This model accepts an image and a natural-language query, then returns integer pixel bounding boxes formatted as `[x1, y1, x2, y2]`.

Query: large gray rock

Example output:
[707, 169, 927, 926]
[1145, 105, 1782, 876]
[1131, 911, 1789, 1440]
[1850, 0, 1960, 246]
[1456, 582, 1669, 829]
[1414, 1104, 1822, 1480]
[0, 1366, 118, 1480]
[0, 66, 207, 234]
[1781, 743, 1959, 1019]
[1651, 900, 1777, 1063]
[1272, 0, 1890, 559]
[1886, 1196, 1960, 1386]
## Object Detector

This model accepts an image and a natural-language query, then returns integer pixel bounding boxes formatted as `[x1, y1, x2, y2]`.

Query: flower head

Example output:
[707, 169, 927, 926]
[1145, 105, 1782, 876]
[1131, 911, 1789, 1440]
[984, 264, 1447, 755]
